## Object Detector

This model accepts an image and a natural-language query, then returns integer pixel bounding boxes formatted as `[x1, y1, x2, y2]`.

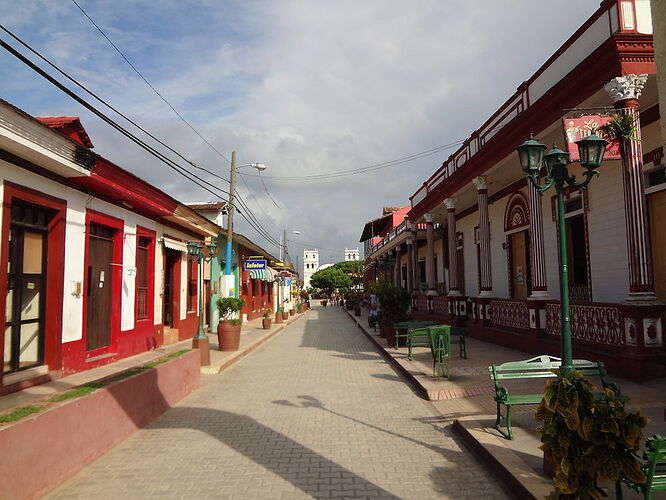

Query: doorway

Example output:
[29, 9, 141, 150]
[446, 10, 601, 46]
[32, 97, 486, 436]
[4, 202, 52, 373]
[163, 249, 180, 327]
[86, 223, 116, 351]
[510, 231, 531, 300]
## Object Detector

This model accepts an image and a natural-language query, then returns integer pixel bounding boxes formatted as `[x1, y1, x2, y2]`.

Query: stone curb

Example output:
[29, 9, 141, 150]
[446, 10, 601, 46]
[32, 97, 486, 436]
[203, 312, 307, 375]
[451, 419, 552, 500]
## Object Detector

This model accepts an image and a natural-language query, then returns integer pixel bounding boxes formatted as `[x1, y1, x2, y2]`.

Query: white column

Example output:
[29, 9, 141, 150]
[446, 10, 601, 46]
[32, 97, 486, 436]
[445, 198, 461, 296]
[473, 176, 493, 297]
[605, 74, 658, 302]
[527, 180, 549, 299]
[425, 213, 437, 296]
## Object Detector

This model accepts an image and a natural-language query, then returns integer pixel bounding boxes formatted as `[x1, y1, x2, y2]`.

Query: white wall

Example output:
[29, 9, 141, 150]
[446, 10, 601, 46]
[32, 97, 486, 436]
[0, 164, 197, 344]
[457, 214, 478, 297]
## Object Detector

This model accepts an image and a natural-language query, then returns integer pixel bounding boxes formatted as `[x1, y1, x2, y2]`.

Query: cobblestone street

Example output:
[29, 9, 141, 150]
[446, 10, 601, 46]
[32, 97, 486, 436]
[46, 306, 507, 499]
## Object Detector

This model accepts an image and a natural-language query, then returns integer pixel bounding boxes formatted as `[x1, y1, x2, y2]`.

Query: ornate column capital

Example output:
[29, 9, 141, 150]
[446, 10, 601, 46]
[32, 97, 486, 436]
[472, 176, 490, 191]
[443, 198, 456, 211]
[406, 237, 413, 245]
[604, 74, 648, 103]
[424, 213, 433, 223]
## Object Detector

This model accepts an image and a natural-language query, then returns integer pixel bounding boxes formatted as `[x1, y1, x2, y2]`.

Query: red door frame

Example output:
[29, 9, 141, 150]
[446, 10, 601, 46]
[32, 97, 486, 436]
[134, 226, 156, 327]
[82, 210, 124, 357]
[0, 182, 66, 386]
[162, 240, 182, 329]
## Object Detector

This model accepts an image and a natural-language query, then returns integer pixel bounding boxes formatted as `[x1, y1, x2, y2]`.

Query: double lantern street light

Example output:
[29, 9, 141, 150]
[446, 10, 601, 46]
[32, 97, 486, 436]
[516, 131, 608, 374]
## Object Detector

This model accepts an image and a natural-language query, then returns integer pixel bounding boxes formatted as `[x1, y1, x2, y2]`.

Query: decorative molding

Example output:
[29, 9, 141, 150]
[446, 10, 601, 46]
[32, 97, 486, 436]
[604, 74, 648, 102]
[472, 175, 490, 191]
[504, 192, 530, 232]
[443, 198, 456, 210]
[424, 213, 433, 223]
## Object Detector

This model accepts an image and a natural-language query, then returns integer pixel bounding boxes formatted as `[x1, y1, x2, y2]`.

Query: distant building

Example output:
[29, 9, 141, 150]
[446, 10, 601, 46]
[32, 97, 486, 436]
[303, 248, 319, 288]
[344, 248, 360, 261]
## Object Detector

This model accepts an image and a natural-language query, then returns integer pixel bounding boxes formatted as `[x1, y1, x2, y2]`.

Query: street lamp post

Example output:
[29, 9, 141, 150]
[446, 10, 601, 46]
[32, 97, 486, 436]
[516, 132, 608, 374]
[187, 240, 219, 366]
[223, 152, 266, 294]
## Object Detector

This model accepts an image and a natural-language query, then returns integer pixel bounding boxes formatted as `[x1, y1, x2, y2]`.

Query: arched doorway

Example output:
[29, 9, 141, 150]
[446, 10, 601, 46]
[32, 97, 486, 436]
[504, 193, 531, 300]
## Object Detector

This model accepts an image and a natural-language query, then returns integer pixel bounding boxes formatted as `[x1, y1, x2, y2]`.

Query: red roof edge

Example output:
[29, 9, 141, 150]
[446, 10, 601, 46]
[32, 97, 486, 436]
[35, 116, 94, 149]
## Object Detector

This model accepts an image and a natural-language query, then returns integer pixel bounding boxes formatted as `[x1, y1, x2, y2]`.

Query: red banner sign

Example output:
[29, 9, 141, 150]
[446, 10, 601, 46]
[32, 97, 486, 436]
[562, 115, 621, 161]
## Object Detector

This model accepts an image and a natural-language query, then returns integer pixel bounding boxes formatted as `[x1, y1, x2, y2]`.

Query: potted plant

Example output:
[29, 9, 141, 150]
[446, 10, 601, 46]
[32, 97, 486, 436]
[216, 297, 245, 351]
[282, 308, 289, 320]
[374, 279, 410, 344]
[275, 307, 284, 324]
[536, 369, 649, 498]
[262, 308, 272, 329]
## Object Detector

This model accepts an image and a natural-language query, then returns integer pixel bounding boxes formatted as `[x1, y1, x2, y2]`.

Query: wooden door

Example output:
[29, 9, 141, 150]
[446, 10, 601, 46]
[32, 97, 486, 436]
[5, 224, 47, 373]
[649, 190, 666, 302]
[86, 224, 115, 351]
[511, 231, 529, 300]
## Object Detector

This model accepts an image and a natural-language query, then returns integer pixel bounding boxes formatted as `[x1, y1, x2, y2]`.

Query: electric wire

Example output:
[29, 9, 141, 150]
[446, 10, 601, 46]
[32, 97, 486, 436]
[0, 29, 282, 249]
[0, 24, 280, 247]
[69, 0, 232, 165]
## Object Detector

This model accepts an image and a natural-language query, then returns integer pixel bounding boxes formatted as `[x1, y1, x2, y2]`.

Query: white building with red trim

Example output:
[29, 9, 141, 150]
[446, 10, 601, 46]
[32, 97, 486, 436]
[0, 99, 220, 394]
[361, 0, 665, 380]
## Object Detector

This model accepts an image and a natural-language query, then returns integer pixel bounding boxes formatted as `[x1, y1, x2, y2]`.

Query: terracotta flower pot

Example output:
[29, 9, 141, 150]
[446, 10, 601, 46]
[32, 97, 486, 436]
[262, 318, 272, 329]
[275, 312, 283, 324]
[321, 300, 327, 307]
[282, 312, 289, 320]
[289, 309, 295, 316]
[217, 321, 241, 351]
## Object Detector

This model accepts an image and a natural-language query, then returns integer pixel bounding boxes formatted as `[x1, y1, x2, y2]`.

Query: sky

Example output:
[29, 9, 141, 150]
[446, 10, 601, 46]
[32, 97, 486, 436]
[0, 0, 601, 268]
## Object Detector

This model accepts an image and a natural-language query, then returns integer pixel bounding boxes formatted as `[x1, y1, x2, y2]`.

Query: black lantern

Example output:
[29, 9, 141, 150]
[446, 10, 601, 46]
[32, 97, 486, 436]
[575, 130, 608, 170]
[187, 241, 201, 257]
[516, 135, 547, 173]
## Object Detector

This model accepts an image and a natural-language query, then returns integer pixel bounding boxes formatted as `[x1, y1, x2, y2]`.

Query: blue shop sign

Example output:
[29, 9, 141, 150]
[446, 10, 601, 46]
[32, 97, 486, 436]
[244, 259, 267, 270]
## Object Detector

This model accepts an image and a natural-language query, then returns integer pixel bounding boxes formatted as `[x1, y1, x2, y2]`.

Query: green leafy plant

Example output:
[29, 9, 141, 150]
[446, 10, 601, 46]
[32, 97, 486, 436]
[599, 114, 638, 142]
[535, 370, 649, 499]
[262, 307, 273, 319]
[373, 278, 410, 324]
[217, 297, 245, 325]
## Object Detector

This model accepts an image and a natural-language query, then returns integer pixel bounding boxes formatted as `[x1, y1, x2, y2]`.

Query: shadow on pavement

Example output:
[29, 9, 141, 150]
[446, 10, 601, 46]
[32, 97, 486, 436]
[150, 405, 401, 499]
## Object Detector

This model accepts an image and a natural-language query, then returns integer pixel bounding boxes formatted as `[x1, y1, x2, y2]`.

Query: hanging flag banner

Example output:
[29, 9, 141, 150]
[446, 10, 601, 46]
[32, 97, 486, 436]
[562, 115, 621, 161]
[244, 259, 267, 270]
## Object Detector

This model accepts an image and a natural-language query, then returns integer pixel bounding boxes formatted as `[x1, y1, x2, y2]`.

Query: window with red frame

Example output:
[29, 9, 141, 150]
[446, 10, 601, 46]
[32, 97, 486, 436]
[136, 235, 152, 320]
[187, 257, 198, 312]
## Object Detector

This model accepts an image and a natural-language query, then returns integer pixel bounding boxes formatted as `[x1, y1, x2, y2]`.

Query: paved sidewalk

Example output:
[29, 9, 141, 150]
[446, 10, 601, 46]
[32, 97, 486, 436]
[45, 306, 508, 500]
[346, 305, 666, 498]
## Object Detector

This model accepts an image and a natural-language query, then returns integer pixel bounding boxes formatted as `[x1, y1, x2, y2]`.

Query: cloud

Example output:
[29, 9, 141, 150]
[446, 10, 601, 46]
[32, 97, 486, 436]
[0, 0, 601, 262]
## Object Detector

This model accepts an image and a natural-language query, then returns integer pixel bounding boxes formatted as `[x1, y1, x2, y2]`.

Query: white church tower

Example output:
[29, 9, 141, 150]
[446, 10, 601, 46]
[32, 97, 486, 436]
[303, 248, 320, 289]
[344, 248, 360, 262]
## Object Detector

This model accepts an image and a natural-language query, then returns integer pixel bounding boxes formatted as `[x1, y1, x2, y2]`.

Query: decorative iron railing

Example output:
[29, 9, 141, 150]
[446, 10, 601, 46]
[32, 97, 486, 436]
[489, 299, 529, 330]
[569, 284, 592, 302]
[416, 294, 428, 311]
[545, 302, 624, 346]
[433, 295, 449, 315]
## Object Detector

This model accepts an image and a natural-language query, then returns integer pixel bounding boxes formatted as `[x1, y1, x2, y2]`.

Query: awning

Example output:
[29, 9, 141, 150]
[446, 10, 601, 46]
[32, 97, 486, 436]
[163, 236, 188, 253]
[267, 267, 278, 281]
[249, 269, 270, 281]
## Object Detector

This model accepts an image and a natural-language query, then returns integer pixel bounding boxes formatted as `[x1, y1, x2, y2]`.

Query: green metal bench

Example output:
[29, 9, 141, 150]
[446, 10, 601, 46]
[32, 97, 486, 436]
[489, 355, 621, 440]
[392, 320, 438, 352]
[617, 434, 666, 499]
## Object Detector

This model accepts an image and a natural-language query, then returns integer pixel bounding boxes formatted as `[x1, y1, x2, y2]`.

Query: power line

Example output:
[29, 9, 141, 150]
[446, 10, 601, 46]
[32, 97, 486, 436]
[69, 0, 232, 165]
[242, 140, 465, 182]
[0, 27, 282, 249]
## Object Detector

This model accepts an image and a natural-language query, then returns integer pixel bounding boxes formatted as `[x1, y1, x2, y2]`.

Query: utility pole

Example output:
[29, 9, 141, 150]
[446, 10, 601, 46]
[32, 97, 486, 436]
[225, 151, 236, 276]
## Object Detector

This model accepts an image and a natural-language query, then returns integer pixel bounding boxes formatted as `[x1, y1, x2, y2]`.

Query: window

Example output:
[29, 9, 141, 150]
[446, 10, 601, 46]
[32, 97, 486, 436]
[135, 235, 153, 321]
[187, 257, 197, 312]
